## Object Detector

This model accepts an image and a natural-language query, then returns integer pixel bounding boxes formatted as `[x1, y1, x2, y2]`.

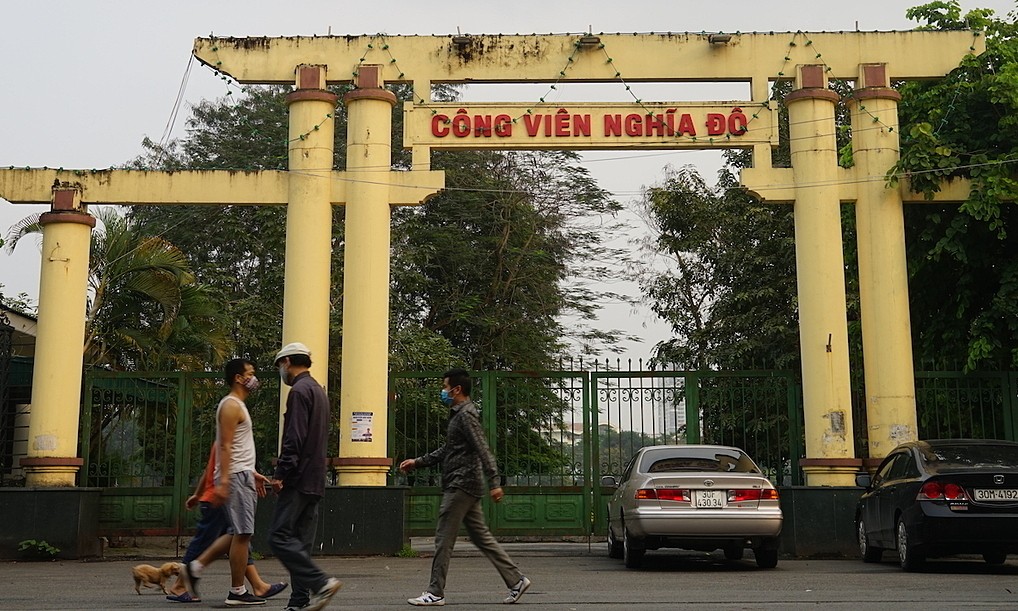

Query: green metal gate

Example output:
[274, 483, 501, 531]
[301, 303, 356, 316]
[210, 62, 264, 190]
[82, 371, 279, 536]
[389, 367, 803, 538]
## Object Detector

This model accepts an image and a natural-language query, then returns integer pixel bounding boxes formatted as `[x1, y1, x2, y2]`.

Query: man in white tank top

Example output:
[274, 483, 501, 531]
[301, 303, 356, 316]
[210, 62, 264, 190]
[182, 358, 269, 607]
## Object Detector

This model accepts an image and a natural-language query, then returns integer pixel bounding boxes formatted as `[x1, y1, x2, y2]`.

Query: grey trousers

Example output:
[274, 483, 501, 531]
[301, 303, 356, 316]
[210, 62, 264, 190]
[269, 488, 327, 609]
[428, 488, 522, 598]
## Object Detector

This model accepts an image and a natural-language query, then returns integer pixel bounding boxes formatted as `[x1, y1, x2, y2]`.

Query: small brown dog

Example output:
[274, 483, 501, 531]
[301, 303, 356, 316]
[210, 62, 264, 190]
[131, 561, 181, 594]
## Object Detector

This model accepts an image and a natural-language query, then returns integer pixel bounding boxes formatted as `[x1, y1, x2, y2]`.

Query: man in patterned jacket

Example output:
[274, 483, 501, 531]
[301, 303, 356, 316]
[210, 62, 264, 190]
[400, 368, 532, 607]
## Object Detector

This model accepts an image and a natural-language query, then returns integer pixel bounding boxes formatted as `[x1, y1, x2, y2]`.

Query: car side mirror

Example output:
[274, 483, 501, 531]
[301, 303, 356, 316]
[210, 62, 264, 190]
[600, 475, 617, 487]
[855, 472, 872, 488]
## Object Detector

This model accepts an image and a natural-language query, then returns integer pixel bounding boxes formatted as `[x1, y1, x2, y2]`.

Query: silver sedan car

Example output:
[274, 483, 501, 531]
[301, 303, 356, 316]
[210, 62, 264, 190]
[603, 444, 783, 568]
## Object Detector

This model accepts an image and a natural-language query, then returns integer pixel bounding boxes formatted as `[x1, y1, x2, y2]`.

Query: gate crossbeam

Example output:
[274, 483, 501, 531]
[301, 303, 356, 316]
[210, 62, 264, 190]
[194, 32, 979, 85]
[742, 168, 974, 204]
[0, 168, 444, 207]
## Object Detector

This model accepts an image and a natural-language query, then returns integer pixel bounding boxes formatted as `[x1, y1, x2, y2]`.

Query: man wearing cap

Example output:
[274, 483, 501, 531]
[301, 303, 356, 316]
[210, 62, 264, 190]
[268, 342, 342, 611]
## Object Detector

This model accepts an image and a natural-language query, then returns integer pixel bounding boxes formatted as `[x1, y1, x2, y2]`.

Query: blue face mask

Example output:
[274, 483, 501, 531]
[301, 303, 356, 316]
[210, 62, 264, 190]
[439, 389, 453, 406]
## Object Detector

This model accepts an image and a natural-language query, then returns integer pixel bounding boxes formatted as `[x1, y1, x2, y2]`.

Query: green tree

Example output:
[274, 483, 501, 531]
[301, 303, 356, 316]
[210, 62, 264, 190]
[5, 207, 231, 370]
[892, 1, 1018, 370]
[394, 148, 630, 371]
[636, 164, 799, 370]
[128, 86, 300, 368]
[132, 85, 630, 373]
[128, 84, 632, 478]
[6, 208, 232, 485]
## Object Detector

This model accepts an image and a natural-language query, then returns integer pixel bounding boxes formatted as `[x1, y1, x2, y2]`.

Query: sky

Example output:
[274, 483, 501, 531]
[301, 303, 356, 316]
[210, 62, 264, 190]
[1, 0, 1013, 364]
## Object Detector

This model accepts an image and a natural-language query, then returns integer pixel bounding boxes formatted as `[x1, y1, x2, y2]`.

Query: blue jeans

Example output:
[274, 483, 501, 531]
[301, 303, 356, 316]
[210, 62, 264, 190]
[184, 502, 254, 565]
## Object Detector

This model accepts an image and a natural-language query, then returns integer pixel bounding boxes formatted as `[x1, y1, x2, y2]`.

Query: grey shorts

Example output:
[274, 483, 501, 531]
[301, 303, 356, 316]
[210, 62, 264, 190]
[224, 470, 257, 535]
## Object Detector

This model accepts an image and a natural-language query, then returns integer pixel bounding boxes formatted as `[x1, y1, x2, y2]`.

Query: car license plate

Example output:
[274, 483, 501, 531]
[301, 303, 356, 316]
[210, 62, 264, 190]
[973, 488, 1018, 501]
[693, 490, 727, 508]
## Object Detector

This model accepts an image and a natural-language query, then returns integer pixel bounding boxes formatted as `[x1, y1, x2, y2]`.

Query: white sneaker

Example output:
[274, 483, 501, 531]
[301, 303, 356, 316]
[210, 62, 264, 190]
[408, 591, 446, 606]
[304, 577, 342, 611]
[503, 576, 531, 604]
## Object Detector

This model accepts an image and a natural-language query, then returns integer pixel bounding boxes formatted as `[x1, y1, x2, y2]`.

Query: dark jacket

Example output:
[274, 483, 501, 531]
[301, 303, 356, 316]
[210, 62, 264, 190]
[273, 371, 330, 496]
[415, 399, 499, 498]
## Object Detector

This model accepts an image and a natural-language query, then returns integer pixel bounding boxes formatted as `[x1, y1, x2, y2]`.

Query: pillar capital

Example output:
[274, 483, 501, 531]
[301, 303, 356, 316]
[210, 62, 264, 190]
[39, 210, 96, 228]
[287, 64, 338, 105]
[43, 186, 96, 227]
[296, 64, 327, 89]
[51, 186, 83, 211]
[852, 63, 902, 102]
[345, 64, 397, 106]
[785, 64, 839, 104]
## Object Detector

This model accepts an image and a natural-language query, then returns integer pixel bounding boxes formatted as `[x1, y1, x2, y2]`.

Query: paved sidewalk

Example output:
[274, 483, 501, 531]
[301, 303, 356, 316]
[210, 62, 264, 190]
[2, 541, 1016, 610]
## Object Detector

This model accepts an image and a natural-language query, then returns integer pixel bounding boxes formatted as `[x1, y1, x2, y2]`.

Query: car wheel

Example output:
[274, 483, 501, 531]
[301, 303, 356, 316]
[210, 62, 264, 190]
[982, 551, 1007, 565]
[858, 518, 882, 563]
[607, 519, 623, 559]
[754, 546, 778, 569]
[622, 526, 645, 568]
[896, 518, 925, 572]
[723, 546, 744, 561]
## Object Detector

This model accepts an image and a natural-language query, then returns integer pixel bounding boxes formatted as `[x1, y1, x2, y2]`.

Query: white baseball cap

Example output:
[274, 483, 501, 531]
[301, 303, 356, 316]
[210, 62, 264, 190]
[275, 341, 311, 364]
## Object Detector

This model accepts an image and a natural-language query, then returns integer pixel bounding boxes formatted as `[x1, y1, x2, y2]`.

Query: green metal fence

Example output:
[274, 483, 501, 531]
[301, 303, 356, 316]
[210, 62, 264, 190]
[851, 371, 1018, 458]
[390, 367, 803, 537]
[81, 371, 280, 536]
[75, 367, 1018, 539]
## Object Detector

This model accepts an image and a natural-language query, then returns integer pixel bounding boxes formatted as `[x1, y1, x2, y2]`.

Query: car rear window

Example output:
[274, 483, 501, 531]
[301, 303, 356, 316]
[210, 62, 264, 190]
[641, 448, 760, 473]
[921, 444, 1018, 471]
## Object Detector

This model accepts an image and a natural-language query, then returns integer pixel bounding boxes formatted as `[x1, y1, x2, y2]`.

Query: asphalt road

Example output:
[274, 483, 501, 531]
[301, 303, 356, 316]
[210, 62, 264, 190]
[2, 543, 1017, 610]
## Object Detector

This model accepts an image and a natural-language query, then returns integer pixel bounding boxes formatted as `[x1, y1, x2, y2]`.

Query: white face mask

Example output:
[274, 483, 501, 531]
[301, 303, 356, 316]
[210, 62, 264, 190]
[278, 363, 290, 386]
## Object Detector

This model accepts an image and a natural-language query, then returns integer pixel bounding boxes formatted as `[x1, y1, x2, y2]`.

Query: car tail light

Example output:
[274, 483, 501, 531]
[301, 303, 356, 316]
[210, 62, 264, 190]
[918, 481, 969, 501]
[657, 488, 689, 502]
[728, 489, 780, 502]
[635, 488, 689, 501]
[944, 483, 967, 500]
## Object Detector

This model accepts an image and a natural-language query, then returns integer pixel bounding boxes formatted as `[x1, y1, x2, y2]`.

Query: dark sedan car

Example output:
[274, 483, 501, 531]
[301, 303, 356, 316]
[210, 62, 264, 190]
[855, 439, 1018, 571]
[603, 445, 783, 569]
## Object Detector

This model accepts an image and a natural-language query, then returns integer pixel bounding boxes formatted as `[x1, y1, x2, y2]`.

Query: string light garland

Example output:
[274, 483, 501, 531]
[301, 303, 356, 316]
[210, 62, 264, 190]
[205, 37, 246, 98]
[289, 113, 335, 144]
[11, 32, 986, 184]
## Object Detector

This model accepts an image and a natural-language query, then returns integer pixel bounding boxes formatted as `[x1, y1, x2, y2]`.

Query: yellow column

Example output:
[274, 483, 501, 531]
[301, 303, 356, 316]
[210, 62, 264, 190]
[22, 188, 95, 486]
[787, 65, 859, 486]
[281, 65, 337, 420]
[849, 64, 917, 461]
[335, 65, 396, 485]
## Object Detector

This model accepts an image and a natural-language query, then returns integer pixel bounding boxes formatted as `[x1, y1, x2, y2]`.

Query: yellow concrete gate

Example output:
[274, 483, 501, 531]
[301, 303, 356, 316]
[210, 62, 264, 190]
[0, 30, 984, 496]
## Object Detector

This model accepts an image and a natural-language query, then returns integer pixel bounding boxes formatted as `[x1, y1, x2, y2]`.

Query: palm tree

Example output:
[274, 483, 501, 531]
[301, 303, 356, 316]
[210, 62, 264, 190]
[5, 207, 232, 370]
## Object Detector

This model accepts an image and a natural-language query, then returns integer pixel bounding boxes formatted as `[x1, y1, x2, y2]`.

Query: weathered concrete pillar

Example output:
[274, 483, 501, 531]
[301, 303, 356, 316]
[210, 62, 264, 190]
[22, 188, 94, 486]
[280, 65, 337, 426]
[335, 65, 396, 485]
[849, 64, 917, 461]
[786, 65, 859, 485]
